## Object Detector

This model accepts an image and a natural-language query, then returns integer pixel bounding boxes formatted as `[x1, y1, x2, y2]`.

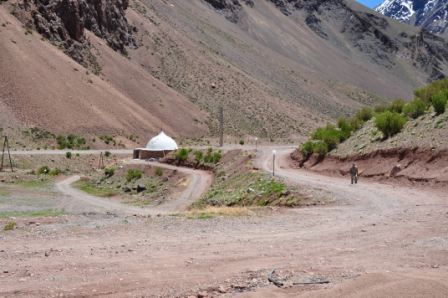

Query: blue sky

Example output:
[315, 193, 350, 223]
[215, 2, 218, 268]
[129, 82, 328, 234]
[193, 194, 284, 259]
[357, 0, 384, 8]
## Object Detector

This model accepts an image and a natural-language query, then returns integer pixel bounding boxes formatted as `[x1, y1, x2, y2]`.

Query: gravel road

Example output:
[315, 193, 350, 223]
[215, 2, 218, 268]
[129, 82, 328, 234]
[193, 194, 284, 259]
[1, 147, 447, 297]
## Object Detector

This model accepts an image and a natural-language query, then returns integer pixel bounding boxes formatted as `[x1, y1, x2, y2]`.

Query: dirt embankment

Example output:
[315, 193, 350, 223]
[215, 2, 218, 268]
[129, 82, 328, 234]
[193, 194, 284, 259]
[292, 147, 448, 187]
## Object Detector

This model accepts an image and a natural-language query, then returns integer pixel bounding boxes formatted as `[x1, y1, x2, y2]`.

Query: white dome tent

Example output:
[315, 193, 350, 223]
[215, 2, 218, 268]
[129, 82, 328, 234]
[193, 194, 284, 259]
[133, 131, 178, 160]
[146, 131, 178, 151]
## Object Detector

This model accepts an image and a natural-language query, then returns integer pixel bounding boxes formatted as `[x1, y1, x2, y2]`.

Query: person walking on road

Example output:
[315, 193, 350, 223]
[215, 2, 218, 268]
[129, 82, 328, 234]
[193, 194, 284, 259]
[350, 163, 359, 185]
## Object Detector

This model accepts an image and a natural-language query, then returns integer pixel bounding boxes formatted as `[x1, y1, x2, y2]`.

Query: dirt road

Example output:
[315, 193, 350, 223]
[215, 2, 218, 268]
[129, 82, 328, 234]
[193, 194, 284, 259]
[1, 148, 447, 297]
[55, 161, 212, 215]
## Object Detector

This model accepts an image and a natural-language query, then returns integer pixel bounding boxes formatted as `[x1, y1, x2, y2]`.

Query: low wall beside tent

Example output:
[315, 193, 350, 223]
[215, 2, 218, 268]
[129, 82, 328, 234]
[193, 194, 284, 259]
[133, 131, 178, 160]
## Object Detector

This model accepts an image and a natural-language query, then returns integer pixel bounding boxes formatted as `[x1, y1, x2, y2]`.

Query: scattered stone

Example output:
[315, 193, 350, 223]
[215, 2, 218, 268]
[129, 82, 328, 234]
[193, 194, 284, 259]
[217, 285, 227, 293]
[122, 186, 132, 193]
[136, 185, 146, 193]
[45, 251, 50, 257]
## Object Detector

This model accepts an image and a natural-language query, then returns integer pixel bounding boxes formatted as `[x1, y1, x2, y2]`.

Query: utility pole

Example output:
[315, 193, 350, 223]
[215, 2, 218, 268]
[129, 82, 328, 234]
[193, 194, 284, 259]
[218, 106, 224, 147]
[0, 136, 14, 172]
[272, 149, 276, 177]
[98, 152, 105, 169]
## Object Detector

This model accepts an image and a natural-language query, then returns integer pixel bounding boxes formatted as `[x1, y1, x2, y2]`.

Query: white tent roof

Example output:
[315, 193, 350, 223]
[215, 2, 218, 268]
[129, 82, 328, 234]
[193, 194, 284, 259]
[146, 131, 178, 151]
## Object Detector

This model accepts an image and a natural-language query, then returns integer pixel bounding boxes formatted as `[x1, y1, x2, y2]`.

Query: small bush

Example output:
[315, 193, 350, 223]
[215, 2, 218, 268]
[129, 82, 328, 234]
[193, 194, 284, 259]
[3, 221, 16, 231]
[38, 166, 50, 175]
[403, 98, 428, 119]
[312, 125, 342, 151]
[374, 104, 388, 114]
[65, 152, 72, 159]
[212, 151, 222, 163]
[301, 141, 315, 158]
[104, 167, 115, 178]
[104, 151, 111, 157]
[355, 107, 373, 122]
[337, 117, 352, 141]
[375, 111, 407, 139]
[193, 150, 203, 163]
[57, 135, 86, 149]
[348, 116, 363, 131]
[388, 99, 406, 114]
[203, 148, 222, 164]
[49, 168, 62, 176]
[431, 91, 447, 115]
[175, 148, 189, 163]
[154, 166, 163, 177]
[239, 139, 245, 145]
[312, 141, 328, 156]
[126, 169, 142, 182]
[100, 135, 116, 146]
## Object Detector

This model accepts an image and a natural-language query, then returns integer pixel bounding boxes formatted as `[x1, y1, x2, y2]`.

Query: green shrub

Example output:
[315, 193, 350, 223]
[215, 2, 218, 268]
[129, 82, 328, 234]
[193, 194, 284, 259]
[374, 104, 388, 114]
[348, 116, 363, 131]
[104, 167, 115, 178]
[414, 78, 448, 102]
[57, 135, 86, 149]
[193, 150, 203, 163]
[100, 135, 116, 145]
[300, 141, 315, 158]
[312, 141, 328, 156]
[38, 166, 50, 175]
[388, 99, 406, 114]
[126, 169, 142, 182]
[403, 98, 428, 119]
[239, 139, 245, 145]
[104, 151, 111, 157]
[374, 111, 407, 139]
[3, 221, 16, 231]
[175, 148, 189, 163]
[202, 148, 222, 164]
[49, 168, 62, 176]
[154, 166, 163, 177]
[431, 91, 447, 115]
[312, 125, 342, 151]
[337, 117, 352, 141]
[65, 152, 72, 159]
[212, 151, 222, 163]
[355, 107, 373, 122]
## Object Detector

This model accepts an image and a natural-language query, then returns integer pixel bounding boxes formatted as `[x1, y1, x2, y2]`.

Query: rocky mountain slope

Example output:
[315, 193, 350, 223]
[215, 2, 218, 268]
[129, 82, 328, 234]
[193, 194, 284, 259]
[2, 0, 448, 142]
[376, 0, 448, 36]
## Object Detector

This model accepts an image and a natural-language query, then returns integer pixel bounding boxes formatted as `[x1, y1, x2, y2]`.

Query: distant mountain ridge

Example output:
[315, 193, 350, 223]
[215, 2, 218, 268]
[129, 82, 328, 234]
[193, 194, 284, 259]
[376, 0, 448, 36]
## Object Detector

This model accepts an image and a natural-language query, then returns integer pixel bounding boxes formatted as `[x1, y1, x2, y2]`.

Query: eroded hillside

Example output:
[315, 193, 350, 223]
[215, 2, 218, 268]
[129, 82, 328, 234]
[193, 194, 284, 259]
[1, 0, 448, 142]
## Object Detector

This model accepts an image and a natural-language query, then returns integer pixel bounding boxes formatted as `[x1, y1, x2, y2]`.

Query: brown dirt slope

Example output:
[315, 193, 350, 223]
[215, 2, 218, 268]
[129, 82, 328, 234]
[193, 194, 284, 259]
[0, 6, 207, 139]
[125, 0, 448, 137]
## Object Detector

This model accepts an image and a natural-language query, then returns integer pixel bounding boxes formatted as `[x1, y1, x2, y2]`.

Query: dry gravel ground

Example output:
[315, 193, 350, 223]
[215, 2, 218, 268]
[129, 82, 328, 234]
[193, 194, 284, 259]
[0, 148, 447, 297]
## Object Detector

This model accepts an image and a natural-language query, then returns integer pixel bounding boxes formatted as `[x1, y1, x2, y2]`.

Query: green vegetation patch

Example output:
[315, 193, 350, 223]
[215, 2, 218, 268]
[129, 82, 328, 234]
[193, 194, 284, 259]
[300, 78, 448, 156]
[0, 209, 64, 219]
[195, 171, 300, 208]
[17, 179, 52, 189]
[374, 111, 407, 139]
[57, 134, 87, 150]
[3, 221, 16, 231]
[73, 179, 118, 197]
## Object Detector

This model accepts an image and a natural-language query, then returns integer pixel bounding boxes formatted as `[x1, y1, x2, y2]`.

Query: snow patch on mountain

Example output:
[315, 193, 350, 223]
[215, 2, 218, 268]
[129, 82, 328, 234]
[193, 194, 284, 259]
[376, 0, 448, 35]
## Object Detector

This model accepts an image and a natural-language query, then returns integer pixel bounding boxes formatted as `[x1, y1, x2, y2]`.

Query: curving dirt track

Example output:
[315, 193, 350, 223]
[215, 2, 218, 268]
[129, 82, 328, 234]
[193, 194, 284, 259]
[55, 162, 212, 216]
[1, 148, 447, 297]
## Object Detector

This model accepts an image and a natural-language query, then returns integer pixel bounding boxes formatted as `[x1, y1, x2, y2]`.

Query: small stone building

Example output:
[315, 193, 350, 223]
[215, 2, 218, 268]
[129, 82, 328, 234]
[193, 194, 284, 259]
[133, 131, 178, 160]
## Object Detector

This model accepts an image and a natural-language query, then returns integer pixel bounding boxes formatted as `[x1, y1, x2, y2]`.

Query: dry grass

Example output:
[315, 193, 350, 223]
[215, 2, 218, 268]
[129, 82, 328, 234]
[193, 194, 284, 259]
[174, 207, 256, 219]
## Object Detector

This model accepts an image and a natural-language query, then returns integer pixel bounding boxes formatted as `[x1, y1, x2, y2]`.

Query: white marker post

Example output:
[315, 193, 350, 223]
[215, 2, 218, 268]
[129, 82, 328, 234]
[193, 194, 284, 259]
[272, 149, 277, 177]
